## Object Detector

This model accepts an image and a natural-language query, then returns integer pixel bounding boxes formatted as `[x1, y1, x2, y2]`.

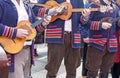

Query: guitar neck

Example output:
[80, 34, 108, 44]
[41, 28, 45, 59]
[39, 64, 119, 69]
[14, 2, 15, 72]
[29, 2, 51, 8]
[32, 10, 57, 28]
[109, 17, 120, 23]
[72, 8, 99, 12]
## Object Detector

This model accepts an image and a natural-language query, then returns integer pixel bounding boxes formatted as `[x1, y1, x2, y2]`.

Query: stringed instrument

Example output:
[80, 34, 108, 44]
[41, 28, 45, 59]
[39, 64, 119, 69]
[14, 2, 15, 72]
[0, 21, 36, 54]
[101, 16, 120, 24]
[29, 0, 106, 22]
[0, 5, 65, 54]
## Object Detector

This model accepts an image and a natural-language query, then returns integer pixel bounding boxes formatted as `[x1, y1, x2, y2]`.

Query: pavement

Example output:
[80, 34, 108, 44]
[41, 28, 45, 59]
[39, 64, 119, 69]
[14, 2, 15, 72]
[31, 44, 112, 78]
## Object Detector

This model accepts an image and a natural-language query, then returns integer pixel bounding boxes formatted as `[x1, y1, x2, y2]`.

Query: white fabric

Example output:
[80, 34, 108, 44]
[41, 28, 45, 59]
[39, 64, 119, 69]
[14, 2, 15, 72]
[30, 0, 38, 3]
[64, 0, 72, 32]
[24, 41, 32, 46]
[0, 46, 7, 60]
[66, 0, 70, 3]
[11, 0, 29, 23]
[11, 0, 32, 46]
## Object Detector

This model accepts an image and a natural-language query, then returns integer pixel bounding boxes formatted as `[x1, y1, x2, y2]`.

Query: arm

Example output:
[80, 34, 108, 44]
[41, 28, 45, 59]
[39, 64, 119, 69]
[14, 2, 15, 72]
[80, 4, 112, 31]
[0, 5, 17, 39]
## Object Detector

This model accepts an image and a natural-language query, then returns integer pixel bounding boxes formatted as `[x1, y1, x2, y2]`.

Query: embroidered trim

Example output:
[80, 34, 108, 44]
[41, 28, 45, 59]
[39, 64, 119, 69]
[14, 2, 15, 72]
[38, 8, 46, 17]
[90, 21, 100, 30]
[46, 28, 62, 38]
[74, 33, 81, 43]
[80, 16, 88, 25]
[109, 39, 118, 47]
[88, 38, 107, 45]
[2, 26, 15, 38]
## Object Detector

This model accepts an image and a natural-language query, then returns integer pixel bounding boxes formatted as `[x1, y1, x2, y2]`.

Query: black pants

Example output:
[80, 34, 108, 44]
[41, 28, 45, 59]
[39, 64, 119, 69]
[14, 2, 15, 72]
[82, 43, 88, 76]
[111, 62, 120, 78]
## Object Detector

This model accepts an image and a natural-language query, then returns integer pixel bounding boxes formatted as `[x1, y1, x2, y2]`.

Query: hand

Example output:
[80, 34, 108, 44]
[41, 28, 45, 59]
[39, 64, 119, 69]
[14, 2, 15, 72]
[116, 0, 120, 5]
[102, 22, 112, 30]
[100, 6, 107, 13]
[42, 16, 51, 26]
[48, 7, 58, 15]
[16, 29, 29, 38]
[48, 5, 67, 15]
[83, 38, 89, 43]
[82, 8, 91, 18]
[57, 5, 68, 15]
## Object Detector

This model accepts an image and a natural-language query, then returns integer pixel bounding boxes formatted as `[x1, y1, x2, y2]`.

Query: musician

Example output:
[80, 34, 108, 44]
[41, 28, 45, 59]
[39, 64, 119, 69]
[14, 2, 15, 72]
[80, 0, 120, 78]
[110, 0, 120, 78]
[111, 30, 120, 78]
[32, 0, 84, 78]
[0, 0, 51, 78]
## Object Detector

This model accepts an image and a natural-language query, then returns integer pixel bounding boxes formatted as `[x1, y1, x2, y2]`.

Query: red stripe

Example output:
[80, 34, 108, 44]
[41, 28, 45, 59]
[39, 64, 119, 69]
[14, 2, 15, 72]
[96, 22, 99, 30]
[46, 34, 61, 37]
[80, 16, 87, 24]
[38, 8, 42, 17]
[3, 26, 9, 36]
[91, 21, 94, 30]
[74, 39, 80, 42]
[46, 30, 62, 33]
[74, 34, 80, 37]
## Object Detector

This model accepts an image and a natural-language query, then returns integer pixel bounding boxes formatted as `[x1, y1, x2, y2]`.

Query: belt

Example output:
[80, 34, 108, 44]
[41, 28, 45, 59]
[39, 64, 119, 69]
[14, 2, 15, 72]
[64, 31, 71, 34]
[23, 45, 30, 49]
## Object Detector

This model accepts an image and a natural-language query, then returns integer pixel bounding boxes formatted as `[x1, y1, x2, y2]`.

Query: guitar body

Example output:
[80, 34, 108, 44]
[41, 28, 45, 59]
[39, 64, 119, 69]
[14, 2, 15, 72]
[0, 20, 37, 54]
[45, 1, 72, 22]
[17, 20, 37, 40]
[0, 37, 25, 54]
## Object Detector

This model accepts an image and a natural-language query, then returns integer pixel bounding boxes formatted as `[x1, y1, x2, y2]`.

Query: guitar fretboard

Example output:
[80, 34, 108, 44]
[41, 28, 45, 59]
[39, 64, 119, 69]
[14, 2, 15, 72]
[72, 8, 99, 12]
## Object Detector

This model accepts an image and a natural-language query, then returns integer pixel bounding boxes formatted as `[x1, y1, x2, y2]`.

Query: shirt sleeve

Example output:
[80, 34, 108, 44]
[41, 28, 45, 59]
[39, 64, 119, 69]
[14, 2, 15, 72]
[0, 4, 17, 39]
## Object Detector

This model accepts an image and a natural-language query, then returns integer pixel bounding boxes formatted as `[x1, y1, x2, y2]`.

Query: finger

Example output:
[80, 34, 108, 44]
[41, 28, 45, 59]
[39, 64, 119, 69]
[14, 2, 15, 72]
[84, 9, 87, 14]
[42, 22, 48, 26]
[46, 16, 51, 21]
[24, 30, 29, 35]
[22, 34, 28, 38]
[43, 19, 47, 22]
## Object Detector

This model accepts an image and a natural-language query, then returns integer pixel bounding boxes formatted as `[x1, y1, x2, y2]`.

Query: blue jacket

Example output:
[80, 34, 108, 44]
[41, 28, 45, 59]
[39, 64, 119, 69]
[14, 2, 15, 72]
[0, 0, 36, 72]
[33, 0, 84, 48]
[80, 0, 120, 52]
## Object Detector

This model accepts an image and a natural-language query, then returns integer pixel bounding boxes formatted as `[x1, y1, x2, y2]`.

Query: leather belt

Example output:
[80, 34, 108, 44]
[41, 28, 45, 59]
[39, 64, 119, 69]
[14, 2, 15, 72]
[23, 45, 30, 49]
[64, 31, 71, 34]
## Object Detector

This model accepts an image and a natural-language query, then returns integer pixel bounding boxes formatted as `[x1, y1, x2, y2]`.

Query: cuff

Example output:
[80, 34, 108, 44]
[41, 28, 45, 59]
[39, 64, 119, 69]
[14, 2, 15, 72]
[90, 21, 102, 30]
[80, 16, 89, 25]
[12, 28, 17, 39]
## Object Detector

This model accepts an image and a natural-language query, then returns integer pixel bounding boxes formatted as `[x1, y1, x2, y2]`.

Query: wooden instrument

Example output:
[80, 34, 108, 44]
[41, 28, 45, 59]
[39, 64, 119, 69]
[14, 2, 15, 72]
[101, 17, 120, 24]
[0, 4, 65, 54]
[0, 21, 36, 54]
[29, 1, 105, 22]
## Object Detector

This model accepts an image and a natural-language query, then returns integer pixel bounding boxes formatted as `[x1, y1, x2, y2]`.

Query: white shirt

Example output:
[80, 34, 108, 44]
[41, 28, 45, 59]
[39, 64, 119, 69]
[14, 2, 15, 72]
[64, 0, 72, 32]
[11, 0, 32, 46]
[0, 46, 7, 60]
[11, 0, 29, 23]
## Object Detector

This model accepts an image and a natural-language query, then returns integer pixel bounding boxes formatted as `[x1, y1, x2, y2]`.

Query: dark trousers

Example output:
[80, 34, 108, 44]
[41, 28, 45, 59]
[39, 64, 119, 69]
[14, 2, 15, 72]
[82, 43, 88, 76]
[0, 60, 9, 78]
[86, 46, 115, 77]
[45, 33, 81, 78]
[111, 62, 120, 78]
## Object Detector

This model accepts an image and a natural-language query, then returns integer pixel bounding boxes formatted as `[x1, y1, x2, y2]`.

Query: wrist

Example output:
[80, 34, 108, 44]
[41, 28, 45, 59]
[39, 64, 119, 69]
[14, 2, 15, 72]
[82, 16, 89, 21]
